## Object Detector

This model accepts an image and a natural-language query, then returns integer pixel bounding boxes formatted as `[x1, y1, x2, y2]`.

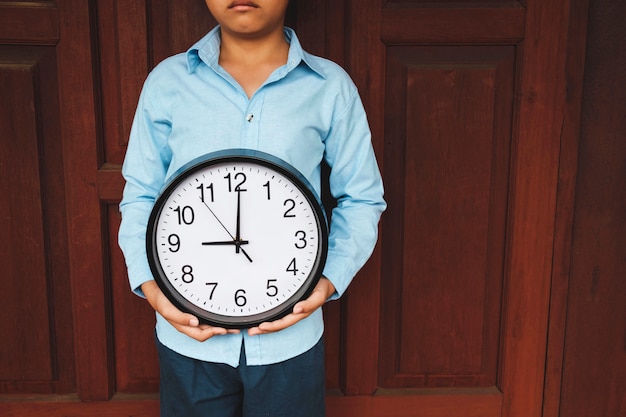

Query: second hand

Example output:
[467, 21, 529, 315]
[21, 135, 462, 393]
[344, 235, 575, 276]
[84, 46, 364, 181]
[201, 195, 253, 262]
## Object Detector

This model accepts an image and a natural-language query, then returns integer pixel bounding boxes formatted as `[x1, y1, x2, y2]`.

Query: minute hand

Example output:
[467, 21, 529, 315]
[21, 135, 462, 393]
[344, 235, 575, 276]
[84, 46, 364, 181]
[235, 189, 242, 253]
[232, 189, 253, 262]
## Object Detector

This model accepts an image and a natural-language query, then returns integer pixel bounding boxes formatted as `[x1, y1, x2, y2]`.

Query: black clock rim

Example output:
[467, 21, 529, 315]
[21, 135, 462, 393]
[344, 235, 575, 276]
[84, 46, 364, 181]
[146, 148, 329, 329]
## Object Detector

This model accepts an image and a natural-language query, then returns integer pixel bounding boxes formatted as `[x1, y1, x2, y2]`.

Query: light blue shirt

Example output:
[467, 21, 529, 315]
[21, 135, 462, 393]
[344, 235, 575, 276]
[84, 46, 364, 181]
[118, 26, 386, 366]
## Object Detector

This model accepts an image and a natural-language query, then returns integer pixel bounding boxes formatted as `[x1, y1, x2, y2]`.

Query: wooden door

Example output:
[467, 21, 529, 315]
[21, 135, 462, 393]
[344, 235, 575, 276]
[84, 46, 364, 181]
[1, 1, 587, 416]
[0, 1, 75, 399]
[323, 1, 572, 416]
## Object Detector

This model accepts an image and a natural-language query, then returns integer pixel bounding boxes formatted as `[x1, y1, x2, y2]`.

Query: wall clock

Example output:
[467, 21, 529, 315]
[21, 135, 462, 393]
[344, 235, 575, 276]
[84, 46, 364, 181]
[146, 149, 329, 328]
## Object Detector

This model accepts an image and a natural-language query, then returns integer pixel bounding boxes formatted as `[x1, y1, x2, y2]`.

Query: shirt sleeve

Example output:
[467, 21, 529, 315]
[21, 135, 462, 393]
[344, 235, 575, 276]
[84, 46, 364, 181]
[118, 75, 173, 297]
[322, 88, 386, 299]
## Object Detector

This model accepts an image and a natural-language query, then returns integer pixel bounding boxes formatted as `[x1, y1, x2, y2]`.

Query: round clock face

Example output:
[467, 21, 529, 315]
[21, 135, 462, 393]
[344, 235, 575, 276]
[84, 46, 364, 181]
[146, 149, 328, 328]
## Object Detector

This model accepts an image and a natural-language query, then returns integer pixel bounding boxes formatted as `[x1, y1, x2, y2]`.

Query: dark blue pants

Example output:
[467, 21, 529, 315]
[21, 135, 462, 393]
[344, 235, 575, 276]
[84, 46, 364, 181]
[156, 336, 326, 417]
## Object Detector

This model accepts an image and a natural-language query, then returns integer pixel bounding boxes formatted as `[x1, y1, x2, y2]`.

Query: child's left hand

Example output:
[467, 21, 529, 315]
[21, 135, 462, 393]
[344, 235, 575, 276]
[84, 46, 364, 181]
[247, 277, 336, 335]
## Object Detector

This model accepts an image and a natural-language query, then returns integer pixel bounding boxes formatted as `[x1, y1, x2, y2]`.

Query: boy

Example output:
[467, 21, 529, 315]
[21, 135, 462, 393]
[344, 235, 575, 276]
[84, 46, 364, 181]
[118, 1, 385, 416]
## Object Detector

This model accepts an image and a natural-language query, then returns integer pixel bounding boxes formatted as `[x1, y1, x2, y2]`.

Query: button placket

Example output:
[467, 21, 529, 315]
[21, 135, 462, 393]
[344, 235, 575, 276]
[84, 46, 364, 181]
[240, 92, 264, 148]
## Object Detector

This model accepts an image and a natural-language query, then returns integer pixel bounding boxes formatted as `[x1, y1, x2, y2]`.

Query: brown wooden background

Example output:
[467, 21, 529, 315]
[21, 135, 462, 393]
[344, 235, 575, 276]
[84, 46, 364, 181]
[1, 0, 624, 416]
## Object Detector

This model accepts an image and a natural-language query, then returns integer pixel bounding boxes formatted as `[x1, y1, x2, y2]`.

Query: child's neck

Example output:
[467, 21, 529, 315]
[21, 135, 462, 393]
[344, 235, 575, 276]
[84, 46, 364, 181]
[219, 28, 290, 98]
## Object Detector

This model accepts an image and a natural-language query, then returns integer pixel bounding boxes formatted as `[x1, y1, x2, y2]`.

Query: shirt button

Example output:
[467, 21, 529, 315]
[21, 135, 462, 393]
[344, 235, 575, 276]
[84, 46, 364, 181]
[246, 114, 254, 122]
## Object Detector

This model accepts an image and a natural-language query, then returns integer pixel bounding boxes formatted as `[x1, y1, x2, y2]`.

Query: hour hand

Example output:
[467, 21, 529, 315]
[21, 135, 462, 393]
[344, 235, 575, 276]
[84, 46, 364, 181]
[201, 239, 253, 263]
[201, 240, 249, 246]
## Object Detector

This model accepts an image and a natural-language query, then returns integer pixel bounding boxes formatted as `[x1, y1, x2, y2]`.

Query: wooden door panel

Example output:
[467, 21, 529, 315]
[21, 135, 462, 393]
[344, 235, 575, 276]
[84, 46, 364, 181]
[381, 6, 525, 43]
[341, 0, 571, 415]
[95, 0, 151, 164]
[0, 1, 58, 44]
[380, 45, 514, 389]
[0, 36, 74, 397]
[1, 51, 52, 382]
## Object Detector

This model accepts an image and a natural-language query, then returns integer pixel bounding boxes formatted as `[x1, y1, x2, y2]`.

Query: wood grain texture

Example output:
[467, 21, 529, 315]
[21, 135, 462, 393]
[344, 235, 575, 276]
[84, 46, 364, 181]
[498, 0, 571, 415]
[559, 0, 626, 415]
[57, 0, 114, 401]
[0, 44, 74, 394]
[380, 45, 514, 389]
[4, 0, 618, 415]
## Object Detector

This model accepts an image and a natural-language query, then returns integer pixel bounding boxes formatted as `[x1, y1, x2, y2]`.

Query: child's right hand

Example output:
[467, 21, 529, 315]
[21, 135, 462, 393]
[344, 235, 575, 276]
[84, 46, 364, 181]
[141, 280, 239, 341]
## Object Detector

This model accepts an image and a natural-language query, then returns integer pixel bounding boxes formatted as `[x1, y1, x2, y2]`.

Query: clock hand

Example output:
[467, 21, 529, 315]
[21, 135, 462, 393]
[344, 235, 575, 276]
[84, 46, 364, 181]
[233, 189, 253, 263]
[239, 246, 253, 263]
[201, 200, 236, 240]
[235, 190, 242, 254]
[200, 239, 253, 263]
[202, 240, 249, 246]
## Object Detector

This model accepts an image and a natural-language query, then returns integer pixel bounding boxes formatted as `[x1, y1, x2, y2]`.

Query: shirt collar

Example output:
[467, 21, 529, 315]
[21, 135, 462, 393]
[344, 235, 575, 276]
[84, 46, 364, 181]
[186, 26, 326, 79]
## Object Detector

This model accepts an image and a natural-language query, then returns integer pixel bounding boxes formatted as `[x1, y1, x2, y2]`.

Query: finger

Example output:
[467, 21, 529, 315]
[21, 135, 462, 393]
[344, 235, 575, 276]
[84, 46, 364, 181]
[143, 281, 237, 341]
[160, 301, 200, 328]
[248, 319, 290, 335]
[174, 322, 230, 341]
[249, 290, 328, 335]
[162, 304, 234, 340]
[293, 288, 327, 314]
[247, 279, 334, 336]
[248, 308, 310, 335]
